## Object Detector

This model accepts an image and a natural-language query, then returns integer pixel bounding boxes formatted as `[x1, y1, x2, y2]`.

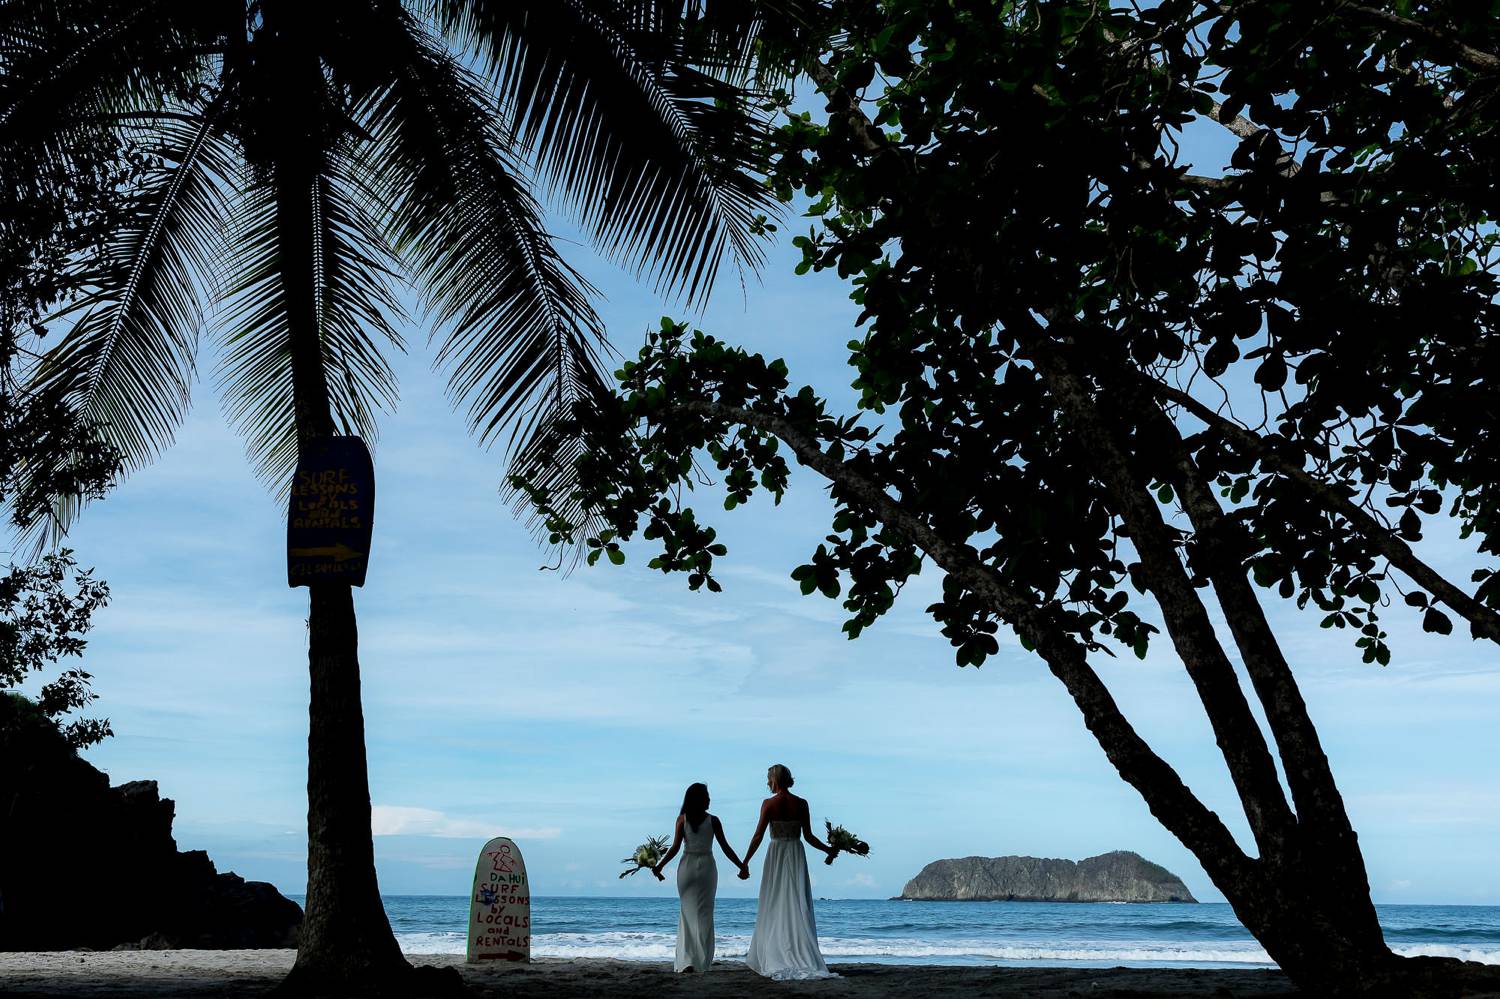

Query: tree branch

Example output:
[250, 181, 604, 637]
[804, 58, 910, 164]
[1337, 2, 1500, 75]
[1207, 101, 1262, 140]
[1011, 324, 1299, 856]
[1152, 379, 1500, 645]
[1164, 433, 1380, 905]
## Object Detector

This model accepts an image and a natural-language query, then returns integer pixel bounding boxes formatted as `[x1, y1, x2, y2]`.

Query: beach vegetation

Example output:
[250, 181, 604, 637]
[519, 2, 1500, 994]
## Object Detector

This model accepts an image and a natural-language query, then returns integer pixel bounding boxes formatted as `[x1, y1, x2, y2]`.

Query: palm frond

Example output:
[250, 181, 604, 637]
[215, 165, 407, 488]
[668, 0, 820, 86]
[7, 0, 799, 558]
[502, 362, 620, 552]
[355, 14, 611, 544]
[361, 22, 605, 430]
[423, 0, 781, 303]
[0, 0, 221, 174]
[23, 99, 234, 544]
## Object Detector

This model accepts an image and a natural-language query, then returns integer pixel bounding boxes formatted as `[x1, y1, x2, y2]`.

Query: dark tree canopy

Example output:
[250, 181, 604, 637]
[0, 99, 128, 541]
[534, 0, 1500, 667]
[1, 85, 129, 750]
[522, 2, 1500, 993]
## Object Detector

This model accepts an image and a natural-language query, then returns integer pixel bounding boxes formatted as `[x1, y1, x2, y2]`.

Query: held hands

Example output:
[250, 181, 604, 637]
[737, 864, 750, 880]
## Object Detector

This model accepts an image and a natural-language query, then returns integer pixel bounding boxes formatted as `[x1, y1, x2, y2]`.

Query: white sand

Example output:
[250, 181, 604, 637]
[0, 950, 1304, 997]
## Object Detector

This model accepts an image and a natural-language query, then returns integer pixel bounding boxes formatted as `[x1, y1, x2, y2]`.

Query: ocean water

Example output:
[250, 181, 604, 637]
[364, 896, 1500, 969]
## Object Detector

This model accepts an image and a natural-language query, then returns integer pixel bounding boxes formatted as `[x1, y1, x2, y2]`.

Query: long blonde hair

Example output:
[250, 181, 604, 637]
[767, 764, 794, 790]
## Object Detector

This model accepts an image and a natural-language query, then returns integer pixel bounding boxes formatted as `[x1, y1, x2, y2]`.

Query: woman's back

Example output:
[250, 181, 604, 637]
[769, 818, 800, 840]
[682, 813, 715, 851]
[762, 790, 806, 823]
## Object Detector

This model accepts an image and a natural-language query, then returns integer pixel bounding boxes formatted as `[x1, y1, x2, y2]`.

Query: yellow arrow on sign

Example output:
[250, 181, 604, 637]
[289, 542, 365, 562]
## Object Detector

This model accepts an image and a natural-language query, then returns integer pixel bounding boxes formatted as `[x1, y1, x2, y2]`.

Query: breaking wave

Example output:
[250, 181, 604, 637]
[397, 931, 1500, 967]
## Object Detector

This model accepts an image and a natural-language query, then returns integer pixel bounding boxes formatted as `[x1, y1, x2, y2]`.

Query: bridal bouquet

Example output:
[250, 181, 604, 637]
[824, 820, 870, 865]
[619, 834, 670, 878]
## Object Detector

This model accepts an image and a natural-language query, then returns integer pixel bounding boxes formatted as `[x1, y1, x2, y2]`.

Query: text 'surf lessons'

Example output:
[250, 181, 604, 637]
[286, 436, 375, 588]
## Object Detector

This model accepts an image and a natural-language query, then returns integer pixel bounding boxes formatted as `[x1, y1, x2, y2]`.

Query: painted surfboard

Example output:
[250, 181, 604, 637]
[467, 836, 531, 963]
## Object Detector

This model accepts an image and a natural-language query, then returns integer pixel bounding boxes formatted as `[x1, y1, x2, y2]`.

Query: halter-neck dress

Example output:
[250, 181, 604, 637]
[675, 814, 717, 972]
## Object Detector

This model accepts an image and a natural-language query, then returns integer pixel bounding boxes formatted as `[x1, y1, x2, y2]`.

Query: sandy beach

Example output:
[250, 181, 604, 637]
[0, 951, 1306, 997]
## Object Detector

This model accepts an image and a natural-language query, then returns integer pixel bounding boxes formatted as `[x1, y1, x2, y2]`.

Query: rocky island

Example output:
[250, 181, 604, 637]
[898, 850, 1197, 903]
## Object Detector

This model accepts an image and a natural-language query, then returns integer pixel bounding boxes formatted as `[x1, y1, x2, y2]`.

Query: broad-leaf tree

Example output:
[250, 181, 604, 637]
[521, 2, 1500, 994]
[0, 553, 111, 749]
[1, 1, 790, 991]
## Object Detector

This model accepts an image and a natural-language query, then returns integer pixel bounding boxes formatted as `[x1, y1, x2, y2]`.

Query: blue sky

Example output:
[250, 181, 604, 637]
[28, 115, 1500, 908]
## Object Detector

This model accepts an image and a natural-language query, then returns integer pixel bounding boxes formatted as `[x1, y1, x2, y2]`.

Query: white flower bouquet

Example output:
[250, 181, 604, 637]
[824, 820, 870, 865]
[619, 834, 671, 878]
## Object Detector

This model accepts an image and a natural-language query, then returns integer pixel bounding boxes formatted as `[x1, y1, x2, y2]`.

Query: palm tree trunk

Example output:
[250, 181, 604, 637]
[252, 16, 464, 992]
[293, 582, 407, 984]
[270, 157, 411, 992]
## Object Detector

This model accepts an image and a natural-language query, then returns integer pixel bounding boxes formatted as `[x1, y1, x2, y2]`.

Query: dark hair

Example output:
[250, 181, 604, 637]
[680, 783, 710, 832]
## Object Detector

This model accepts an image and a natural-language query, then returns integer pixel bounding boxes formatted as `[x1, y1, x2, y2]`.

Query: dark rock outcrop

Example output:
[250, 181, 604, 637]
[0, 695, 302, 950]
[898, 850, 1197, 902]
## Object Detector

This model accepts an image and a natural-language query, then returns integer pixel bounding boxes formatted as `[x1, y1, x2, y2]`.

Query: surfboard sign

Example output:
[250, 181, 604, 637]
[467, 836, 531, 963]
[287, 435, 375, 588]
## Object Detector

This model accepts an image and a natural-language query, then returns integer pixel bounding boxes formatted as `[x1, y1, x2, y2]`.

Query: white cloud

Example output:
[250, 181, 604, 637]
[370, 805, 561, 840]
[846, 872, 876, 888]
[1349, 788, 1500, 828]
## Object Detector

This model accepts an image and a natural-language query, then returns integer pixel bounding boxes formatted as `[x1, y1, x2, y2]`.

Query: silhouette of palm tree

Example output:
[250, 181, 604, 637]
[1, 1, 795, 990]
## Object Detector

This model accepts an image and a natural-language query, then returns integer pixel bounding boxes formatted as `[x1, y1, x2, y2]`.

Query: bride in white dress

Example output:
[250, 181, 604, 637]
[652, 783, 747, 973]
[740, 764, 838, 980]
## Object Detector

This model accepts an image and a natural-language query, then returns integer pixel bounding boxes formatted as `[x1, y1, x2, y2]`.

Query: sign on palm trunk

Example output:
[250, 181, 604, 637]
[287, 436, 374, 587]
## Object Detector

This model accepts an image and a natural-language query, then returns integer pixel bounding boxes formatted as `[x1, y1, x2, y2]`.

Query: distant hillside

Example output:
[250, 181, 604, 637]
[898, 850, 1197, 903]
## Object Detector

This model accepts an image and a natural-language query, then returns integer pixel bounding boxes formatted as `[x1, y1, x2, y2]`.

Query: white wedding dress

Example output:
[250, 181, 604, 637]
[744, 821, 835, 980]
[674, 815, 717, 972]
